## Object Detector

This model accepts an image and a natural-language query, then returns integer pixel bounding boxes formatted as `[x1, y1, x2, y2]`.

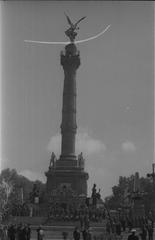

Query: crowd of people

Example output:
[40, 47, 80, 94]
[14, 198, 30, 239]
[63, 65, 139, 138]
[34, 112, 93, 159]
[73, 227, 91, 240]
[0, 224, 92, 240]
[0, 223, 31, 240]
[0, 218, 154, 240]
[105, 215, 154, 240]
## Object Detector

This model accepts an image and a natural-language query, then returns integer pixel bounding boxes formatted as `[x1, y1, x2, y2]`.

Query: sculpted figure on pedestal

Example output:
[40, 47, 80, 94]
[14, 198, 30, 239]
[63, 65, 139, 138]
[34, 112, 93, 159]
[49, 152, 56, 169]
[78, 152, 85, 169]
[64, 14, 86, 42]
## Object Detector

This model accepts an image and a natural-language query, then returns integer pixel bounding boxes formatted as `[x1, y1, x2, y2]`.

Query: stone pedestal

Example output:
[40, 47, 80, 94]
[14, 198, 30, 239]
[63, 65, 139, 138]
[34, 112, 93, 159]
[45, 159, 88, 208]
[45, 159, 88, 198]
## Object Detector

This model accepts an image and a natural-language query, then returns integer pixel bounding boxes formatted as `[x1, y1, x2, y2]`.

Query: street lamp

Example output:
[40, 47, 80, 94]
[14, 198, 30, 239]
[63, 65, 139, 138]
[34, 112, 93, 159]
[147, 163, 155, 184]
[147, 163, 155, 220]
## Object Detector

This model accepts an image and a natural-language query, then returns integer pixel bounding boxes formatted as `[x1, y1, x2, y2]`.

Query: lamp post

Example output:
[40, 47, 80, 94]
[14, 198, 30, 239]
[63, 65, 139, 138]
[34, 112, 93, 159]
[147, 163, 155, 184]
[147, 163, 155, 220]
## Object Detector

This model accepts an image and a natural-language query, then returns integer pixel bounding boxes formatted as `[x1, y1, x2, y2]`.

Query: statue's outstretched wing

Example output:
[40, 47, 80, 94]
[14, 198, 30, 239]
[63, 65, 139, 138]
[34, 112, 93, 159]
[64, 13, 73, 27]
[75, 16, 86, 28]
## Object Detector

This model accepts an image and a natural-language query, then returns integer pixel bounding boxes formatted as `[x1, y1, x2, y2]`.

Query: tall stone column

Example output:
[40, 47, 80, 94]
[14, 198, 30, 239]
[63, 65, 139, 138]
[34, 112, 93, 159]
[60, 43, 80, 161]
[45, 42, 88, 198]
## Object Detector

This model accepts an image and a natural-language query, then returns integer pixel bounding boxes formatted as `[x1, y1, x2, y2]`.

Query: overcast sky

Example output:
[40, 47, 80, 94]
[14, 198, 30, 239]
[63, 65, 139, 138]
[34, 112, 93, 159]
[1, 1, 154, 197]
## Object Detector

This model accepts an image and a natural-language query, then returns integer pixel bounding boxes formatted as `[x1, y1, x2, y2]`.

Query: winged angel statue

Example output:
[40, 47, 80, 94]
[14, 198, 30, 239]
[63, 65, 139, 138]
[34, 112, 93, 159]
[24, 14, 110, 45]
[64, 14, 86, 42]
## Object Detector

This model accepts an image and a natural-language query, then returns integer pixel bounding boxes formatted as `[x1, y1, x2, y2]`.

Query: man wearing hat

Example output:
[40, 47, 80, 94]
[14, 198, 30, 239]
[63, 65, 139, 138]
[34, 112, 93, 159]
[127, 229, 139, 240]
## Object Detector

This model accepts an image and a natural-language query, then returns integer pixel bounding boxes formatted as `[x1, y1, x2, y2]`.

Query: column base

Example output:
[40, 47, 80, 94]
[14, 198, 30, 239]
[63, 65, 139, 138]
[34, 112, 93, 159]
[59, 154, 77, 161]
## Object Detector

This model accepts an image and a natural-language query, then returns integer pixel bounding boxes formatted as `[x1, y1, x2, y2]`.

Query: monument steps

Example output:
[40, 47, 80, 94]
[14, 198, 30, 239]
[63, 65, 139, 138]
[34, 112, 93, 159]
[8, 216, 106, 227]
[8, 216, 47, 225]
[31, 225, 106, 240]
[7, 217, 106, 239]
[8, 218, 153, 240]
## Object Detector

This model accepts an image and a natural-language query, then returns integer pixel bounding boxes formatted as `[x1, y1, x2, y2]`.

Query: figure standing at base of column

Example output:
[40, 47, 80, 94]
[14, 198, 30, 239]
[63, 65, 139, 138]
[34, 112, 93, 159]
[91, 184, 97, 207]
[49, 152, 56, 169]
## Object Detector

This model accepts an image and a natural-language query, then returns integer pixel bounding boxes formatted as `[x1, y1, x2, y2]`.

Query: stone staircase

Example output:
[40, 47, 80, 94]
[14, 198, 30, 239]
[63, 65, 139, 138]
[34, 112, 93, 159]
[8, 217, 106, 239]
[6, 217, 155, 240]
[30, 227, 155, 240]
[7, 216, 47, 225]
[30, 225, 106, 240]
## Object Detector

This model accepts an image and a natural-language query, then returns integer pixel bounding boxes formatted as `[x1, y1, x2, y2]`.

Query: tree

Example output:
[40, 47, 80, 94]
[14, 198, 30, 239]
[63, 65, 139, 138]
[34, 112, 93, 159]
[105, 174, 153, 216]
[0, 168, 45, 219]
[105, 176, 134, 210]
[0, 179, 13, 221]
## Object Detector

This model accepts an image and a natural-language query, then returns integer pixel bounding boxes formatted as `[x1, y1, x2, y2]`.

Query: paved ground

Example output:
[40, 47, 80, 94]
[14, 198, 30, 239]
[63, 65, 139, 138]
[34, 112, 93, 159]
[5, 217, 155, 240]
[30, 226, 155, 240]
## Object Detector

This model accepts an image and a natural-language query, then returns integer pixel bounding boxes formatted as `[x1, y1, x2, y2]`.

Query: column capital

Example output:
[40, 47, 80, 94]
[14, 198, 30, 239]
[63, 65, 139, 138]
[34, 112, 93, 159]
[61, 44, 80, 70]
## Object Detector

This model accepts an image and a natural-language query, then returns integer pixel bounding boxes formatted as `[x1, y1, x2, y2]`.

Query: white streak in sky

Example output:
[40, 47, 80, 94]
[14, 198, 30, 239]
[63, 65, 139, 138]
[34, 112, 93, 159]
[24, 25, 111, 45]
[0, 4, 2, 172]
[154, 11, 155, 164]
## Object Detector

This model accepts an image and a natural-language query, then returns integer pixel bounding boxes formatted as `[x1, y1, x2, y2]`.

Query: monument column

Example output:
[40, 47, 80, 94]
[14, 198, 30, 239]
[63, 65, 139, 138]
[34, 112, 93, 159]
[45, 15, 88, 199]
[60, 43, 80, 161]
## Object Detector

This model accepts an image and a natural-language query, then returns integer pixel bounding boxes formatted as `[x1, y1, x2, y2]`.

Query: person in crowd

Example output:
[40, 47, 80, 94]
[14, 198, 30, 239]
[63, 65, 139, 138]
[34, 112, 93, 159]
[82, 228, 88, 240]
[73, 227, 80, 240]
[115, 220, 122, 239]
[147, 224, 153, 240]
[16, 223, 23, 240]
[79, 214, 84, 230]
[8, 225, 16, 240]
[36, 225, 44, 240]
[139, 225, 147, 240]
[127, 219, 133, 232]
[0, 225, 4, 240]
[2, 225, 8, 240]
[25, 224, 31, 240]
[36, 225, 41, 240]
[84, 214, 89, 230]
[105, 221, 111, 235]
[120, 217, 126, 232]
[127, 229, 139, 240]
[62, 231, 68, 240]
[87, 228, 92, 240]
[82, 228, 92, 240]
[21, 224, 28, 240]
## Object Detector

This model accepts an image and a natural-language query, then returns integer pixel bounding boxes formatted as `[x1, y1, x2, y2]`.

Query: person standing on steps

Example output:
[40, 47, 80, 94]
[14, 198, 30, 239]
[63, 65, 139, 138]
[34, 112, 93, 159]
[36, 225, 44, 240]
[127, 229, 139, 240]
[73, 227, 80, 240]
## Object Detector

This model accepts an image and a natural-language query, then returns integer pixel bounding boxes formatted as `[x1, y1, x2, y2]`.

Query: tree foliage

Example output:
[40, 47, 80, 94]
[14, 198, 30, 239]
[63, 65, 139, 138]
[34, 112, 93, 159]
[105, 174, 154, 215]
[0, 168, 45, 219]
